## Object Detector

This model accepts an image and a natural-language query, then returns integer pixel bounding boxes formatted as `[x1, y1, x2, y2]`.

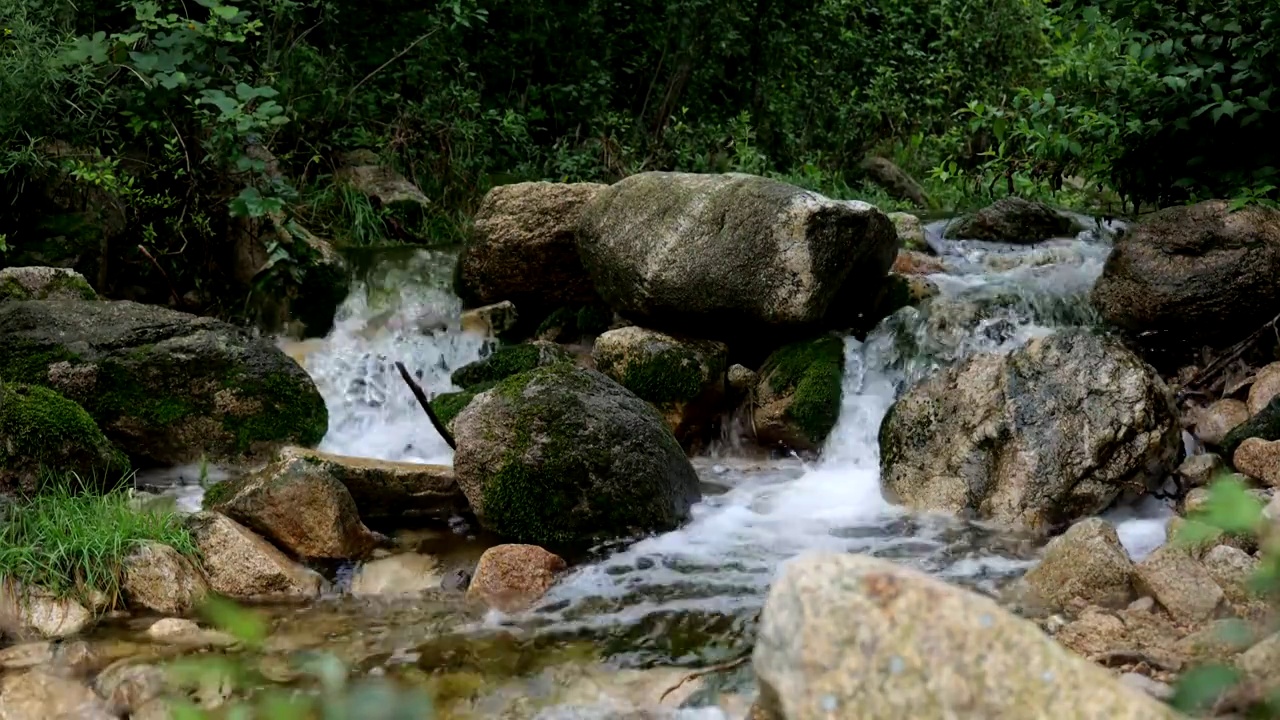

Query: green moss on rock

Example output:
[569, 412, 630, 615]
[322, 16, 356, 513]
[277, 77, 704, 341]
[451, 342, 571, 390]
[431, 390, 476, 428]
[1223, 395, 1280, 457]
[760, 336, 845, 443]
[0, 382, 128, 492]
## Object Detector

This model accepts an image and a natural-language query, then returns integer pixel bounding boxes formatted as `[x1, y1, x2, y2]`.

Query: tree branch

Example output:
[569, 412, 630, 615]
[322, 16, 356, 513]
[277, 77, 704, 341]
[395, 361, 456, 450]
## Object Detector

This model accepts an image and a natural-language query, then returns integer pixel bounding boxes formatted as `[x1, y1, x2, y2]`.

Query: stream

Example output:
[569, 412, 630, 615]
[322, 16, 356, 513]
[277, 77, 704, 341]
[136, 217, 1180, 718]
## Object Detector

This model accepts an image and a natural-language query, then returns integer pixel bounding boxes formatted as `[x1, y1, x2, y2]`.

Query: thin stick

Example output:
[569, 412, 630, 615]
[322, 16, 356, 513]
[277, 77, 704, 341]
[658, 655, 751, 703]
[394, 361, 456, 450]
[346, 30, 438, 103]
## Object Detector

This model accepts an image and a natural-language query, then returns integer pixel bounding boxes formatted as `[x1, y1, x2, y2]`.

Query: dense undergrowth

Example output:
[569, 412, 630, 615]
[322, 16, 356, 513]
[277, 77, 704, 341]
[0, 0, 1277, 322]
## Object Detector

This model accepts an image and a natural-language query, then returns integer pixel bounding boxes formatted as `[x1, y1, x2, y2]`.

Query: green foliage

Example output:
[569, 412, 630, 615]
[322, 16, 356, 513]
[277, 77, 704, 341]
[0, 471, 195, 608]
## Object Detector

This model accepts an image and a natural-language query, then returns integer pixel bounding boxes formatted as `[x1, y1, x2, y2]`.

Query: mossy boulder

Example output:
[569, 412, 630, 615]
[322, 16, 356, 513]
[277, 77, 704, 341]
[0, 382, 127, 492]
[0, 267, 98, 303]
[576, 172, 898, 344]
[451, 363, 702, 548]
[947, 197, 1086, 243]
[751, 336, 846, 452]
[534, 304, 615, 343]
[0, 300, 327, 466]
[450, 341, 572, 390]
[592, 326, 728, 448]
[1224, 394, 1280, 459]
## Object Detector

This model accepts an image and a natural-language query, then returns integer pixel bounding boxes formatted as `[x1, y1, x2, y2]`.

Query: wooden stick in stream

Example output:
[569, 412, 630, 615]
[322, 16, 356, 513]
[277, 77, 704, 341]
[394, 361, 457, 450]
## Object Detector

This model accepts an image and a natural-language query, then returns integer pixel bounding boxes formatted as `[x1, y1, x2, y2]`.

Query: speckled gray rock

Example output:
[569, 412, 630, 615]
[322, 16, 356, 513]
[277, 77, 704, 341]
[120, 541, 208, 616]
[1021, 518, 1135, 611]
[880, 329, 1181, 531]
[753, 552, 1181, 720]
[576, 172, 897, 340]
[1178, 453, 1225, 488]
[1092, 200, 1280, 366]
[1202, 544, 1260, 608]
[0, 267, 97, 303]
[947, 197, 1085, 243]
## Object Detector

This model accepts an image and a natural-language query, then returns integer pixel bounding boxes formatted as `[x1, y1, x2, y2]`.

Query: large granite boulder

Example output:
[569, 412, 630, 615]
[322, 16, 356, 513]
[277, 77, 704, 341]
[1092, 200, 1280, 367]
[452, 363, 701, 548]
[0, 300, 327, 466]
[880, 329, 1180, 531]
[575, 172, 898, 341]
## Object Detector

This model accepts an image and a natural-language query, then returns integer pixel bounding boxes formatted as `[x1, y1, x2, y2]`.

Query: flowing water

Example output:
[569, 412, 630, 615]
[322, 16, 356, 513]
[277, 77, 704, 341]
[139, 216, 1184, 717]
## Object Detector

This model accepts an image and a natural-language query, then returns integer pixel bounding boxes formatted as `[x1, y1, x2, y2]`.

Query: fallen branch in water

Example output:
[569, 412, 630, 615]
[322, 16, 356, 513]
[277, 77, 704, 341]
[395, 361, 456, 450]
[658, 655, 751, 703]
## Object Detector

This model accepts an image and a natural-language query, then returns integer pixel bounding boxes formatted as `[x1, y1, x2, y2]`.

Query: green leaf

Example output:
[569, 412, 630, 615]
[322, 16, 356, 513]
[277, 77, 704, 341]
[1172, 664, 1240, 713]
[1186, 476, 1263, 534]
[212, 5, 240, 19]
[199, 595, 266, 646]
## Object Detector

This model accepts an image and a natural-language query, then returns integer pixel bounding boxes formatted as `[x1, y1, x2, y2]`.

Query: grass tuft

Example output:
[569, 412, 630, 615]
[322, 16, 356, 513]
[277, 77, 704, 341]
[0, 469, 197, 610]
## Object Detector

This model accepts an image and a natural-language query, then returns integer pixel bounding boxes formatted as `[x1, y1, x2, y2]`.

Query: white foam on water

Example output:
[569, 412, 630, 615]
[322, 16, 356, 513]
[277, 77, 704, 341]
[1105, 495, 1176, 562]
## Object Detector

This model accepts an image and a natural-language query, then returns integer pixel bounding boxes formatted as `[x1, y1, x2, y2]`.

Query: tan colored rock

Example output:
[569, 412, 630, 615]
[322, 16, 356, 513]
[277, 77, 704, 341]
[1054, 605, 1182, 668]
[350, 553, 443, 596]
[0, 643, 53, 671]
[208, 452, 379, 559]
[886, 211, 927, 250]
[276, 446, 465, 523]
[1134, 544, 1225, 625]
[1178, 453, 1225, 488]
[1203, 544, 1260, 609]
[121, 541, 208, 616]
[94, 660, 168, 714]
[1238, 631, 1280, 681]
[1174, 618, 1259, 665]
[1118, 673, 1174, 701]
[460, 301, 518, 338]
[891, 249, 947, 276]
[726, 364, 758, 395]
[187, 512, 324, 599]
[1249, 362, 1280, 416]
[467, 544, 566, 613]
[752, 552, 1181, 720]
[1234, 437, 1280, 487]
[1195, 398, 1250, 446]
[0, 582, 91, 639]
[145, 618, 234, 647]
[1183, 487, 1212, 516]
[1021, 518, 1135, 611]
[0, 671, 115, 720]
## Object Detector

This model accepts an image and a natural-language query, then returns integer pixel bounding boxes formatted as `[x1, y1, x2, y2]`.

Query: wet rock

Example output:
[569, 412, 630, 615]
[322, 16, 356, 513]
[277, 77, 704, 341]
[441, 567, 472, 592]
[94, 660, 167, 714]
[120, 542, 208, 616]
[887, 212, 927, 252]
[467, 544, 567, 612]
[457, 182, 606, 319]
[752, 552, 1179, 720]
[861, 157, 930, 209]
[576, 172, 898, 342]
[350, 553, 443, 596]
[453, 363, 701, 547]
[1020, 518, 1135, 611]
[186, 512, 324, 599]
[726, 364, 758, 396]
[0, 382, 126, 493]
[947, 197, 1085, 243]
[0, 267, 97, 303]
[335, 151, 431, 225]
[0, 300, 327, 466]
[268, 446, 466, 524]
[751, 336, 845, 452]
[593, 326, 727, 447]
[1091, 200, 1280, 367]
[460, 301, 518, 338]
[1179, 453, 1225, 489]
[451, 341, 573, 390]
[0, 583, 92, 639]
[891, 249, 946, 276]
[145, 618, 207, 642]
[1183, 487, 1212, 516]
[1225, 394, 1280, 459]
[1134, 545, 1225, 625]
[1234, 437, 1280, 487]
[1194, 398, 1251, 447]
[207, 451, 378, 560]
[1203, 544, 1261, 609]
[0, 670, 115, 720]
[1054, 605, 1182, 667]
[880, 329, 1180, 531]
